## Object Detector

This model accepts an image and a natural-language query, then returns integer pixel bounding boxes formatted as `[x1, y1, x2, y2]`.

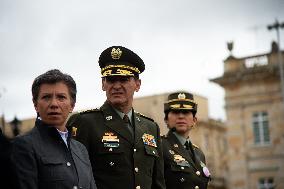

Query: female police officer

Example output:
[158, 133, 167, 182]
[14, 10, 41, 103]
[162, 92, 211, 189]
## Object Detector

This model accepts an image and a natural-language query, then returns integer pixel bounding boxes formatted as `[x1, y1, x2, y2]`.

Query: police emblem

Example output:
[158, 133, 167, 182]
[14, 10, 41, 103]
[142, 133, 157, 147]
[178, 93, 186, 99]
[111, 48, 122, 59]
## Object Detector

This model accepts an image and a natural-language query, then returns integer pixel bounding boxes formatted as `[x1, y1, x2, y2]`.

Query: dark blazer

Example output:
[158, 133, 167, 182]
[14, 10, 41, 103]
[0, 130, 16, 189]
[162, 131, 210, 189]
[11, 119, 96, 189]
[67, 101, 166, 189]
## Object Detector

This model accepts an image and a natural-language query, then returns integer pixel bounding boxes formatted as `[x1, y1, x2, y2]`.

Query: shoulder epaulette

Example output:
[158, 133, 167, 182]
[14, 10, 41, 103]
[135, 111, 154, 122]
[78, 108, 100, 114]
[192, 143, 199, 149]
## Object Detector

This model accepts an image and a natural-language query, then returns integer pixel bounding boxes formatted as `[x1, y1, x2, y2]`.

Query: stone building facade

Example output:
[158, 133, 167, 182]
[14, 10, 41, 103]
[212, 42, 284, 189]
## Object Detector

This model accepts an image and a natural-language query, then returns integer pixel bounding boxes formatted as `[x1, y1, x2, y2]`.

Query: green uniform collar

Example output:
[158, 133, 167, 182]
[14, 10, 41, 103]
[113, 108, 133, 125]
[173, 131, 189, 147]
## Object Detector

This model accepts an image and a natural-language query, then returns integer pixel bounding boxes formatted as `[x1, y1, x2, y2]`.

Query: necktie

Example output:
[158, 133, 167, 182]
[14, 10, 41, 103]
[123, 114, 134, 136]
[185, 140, 196, 162]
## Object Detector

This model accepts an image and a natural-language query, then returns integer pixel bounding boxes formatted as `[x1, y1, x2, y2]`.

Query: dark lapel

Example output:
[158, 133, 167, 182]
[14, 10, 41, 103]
[100, 101, 134, 145]
[167, 131, 198, 170]
[133, 112, 146, 145]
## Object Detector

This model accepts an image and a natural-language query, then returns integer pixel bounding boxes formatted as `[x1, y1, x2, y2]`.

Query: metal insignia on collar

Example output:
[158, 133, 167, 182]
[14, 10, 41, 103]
[106, 116, 112, 121]
[174, 144, 179, 148]
[169, 150, 175, 155]
[72, 127, 77, 137]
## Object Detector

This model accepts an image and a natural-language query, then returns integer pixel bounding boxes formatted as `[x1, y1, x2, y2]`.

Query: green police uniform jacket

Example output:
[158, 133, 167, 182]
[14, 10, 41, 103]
[67, 101, 166, 189]
[162, 131, 210, 189]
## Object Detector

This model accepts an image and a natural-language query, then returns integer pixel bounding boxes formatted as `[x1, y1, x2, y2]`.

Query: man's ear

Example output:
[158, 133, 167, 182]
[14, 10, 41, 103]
[135, 79, 141, 92]
[102, 78, 106, 91]
[33, 100, 38, 111]
[193, 116, 198, 123]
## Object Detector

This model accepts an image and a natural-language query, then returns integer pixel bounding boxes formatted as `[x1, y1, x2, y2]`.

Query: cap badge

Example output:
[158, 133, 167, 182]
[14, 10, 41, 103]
[178, 93, 186, 100]
[111, 48, 122, 60]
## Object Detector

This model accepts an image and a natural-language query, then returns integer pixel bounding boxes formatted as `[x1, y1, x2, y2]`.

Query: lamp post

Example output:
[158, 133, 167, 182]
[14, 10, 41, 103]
[0, 87, 6, 133]
[10, 116, 21, 137]
[267, 19, 284, 109]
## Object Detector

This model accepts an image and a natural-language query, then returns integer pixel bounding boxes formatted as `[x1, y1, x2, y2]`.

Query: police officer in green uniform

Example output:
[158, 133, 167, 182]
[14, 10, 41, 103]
[67, 46, 166, 189]
[162, 92, 211, 189]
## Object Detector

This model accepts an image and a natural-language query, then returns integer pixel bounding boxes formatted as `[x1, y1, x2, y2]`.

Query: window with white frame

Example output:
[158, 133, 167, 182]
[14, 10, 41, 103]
[252, 111, 270, 145]
[258, 178, 274, 189]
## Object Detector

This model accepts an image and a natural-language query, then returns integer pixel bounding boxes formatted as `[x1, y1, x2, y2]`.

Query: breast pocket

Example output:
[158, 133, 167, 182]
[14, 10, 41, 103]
[170, 163, 192, 173]
[39, 156, 66, 181]
[95, 147, 125, 174]
[144, 145, 159, 158]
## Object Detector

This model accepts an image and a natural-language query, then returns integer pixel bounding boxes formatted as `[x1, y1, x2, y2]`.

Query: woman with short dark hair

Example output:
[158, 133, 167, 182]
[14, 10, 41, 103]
[11, 69, 96, 189]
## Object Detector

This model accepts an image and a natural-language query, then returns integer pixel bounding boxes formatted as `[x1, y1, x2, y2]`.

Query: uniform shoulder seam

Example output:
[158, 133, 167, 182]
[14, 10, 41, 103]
[135, 111, 154, 122]
[78, 108, 101, 114]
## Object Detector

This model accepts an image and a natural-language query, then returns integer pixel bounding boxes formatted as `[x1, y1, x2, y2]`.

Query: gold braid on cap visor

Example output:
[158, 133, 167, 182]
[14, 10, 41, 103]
[166, 98, 197, 104]
[101, 65, 140, 76]
[169, 104, 194, 109]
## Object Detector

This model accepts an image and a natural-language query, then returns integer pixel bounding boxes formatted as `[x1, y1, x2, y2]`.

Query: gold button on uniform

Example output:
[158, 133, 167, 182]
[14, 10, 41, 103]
[136, 186, 141, 189]
[73, 186, 78, 189]
[180, 166, 184, 170]
[195, 186, 199, 189]
[180, 177, 185, 182]
[134, 148, 137, 152]
[135, 167, 139, 172]
[67, 162, 71, 167]
[196, 171, 200, 176]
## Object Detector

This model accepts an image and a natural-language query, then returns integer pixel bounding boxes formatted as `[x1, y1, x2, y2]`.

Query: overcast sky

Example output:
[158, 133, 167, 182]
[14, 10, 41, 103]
[1, 0, 284, 122]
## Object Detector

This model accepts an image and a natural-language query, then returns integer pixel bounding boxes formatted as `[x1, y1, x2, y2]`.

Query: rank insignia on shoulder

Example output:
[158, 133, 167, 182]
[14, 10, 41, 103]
[169, 150, 175, 155]
[72, 127, 77, 137]
[135, 111, 154, 122]
[174, 144, 179, 148]
[142, 133, 157, 147]
[102, 132, 119, 148]
[192, 143, 199, 149]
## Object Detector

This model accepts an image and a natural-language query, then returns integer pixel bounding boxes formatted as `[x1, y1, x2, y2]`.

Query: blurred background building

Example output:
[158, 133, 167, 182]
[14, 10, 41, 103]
[212, 41, 284, 189]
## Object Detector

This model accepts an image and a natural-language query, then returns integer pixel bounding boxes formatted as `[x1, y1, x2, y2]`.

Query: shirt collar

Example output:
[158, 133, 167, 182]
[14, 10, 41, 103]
[173, 132, 189, 146]
[114, 108, 133, 125]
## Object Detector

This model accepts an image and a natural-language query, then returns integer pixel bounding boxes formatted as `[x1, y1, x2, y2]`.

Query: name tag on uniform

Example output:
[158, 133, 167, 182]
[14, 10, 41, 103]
[174, 154, 190, 167]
